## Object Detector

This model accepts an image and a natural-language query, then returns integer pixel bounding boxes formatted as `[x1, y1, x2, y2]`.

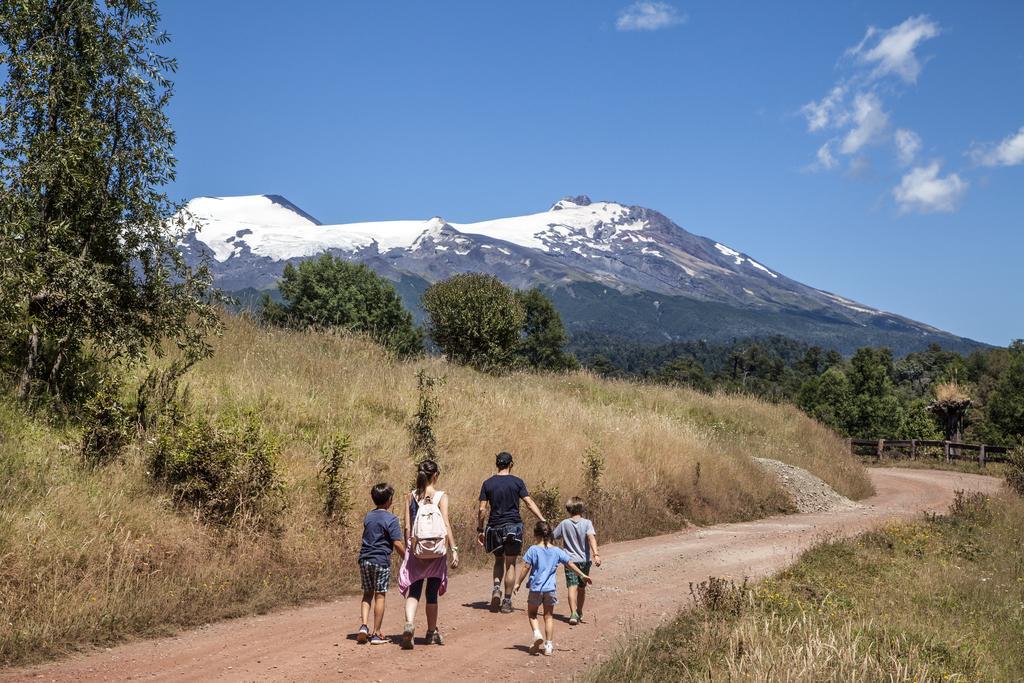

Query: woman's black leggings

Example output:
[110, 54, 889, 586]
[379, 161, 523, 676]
[407, 577, 441, 604]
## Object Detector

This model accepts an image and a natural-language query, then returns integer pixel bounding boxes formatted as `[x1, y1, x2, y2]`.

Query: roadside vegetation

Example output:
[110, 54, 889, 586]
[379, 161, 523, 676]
[589, 489, 1024, 682]
[0, 315, 872, 666]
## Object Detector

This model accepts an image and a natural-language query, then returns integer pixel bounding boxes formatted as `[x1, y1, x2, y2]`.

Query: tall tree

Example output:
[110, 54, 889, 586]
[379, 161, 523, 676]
[515, 288, 577, 372]
[0, 0, 216, 402]
[422, 273, 524, 371]
[987, 341, 1024, 442]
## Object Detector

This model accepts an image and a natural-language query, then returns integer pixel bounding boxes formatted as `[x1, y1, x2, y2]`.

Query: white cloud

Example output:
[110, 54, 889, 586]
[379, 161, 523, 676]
[801, 86, 847, 132]
[893, 161, 967, 213]
[894, 128, 922, 165]
[847, 15, 941, 84]
[616, 2, 686, 31]
[815, 141, 839, 170]
[970, 125, 1024, 167]
[840, 93, 889, 154]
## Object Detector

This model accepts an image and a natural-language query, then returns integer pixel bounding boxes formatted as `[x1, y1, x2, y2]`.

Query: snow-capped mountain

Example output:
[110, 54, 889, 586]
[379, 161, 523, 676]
[179, 194, 982, 354]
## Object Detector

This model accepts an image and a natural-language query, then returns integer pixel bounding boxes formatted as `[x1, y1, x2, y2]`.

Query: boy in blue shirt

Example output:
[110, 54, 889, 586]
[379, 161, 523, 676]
[513, 521, 592, 656]
[357, 483, 406, 645]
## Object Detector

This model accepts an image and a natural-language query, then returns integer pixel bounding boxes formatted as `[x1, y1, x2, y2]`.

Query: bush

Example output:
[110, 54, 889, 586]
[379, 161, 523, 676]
[263, 254, 422, 356]
[422, 273, 525, 371]
[148, 409, 285, 528]
[320, 433, 353, 525]
[532, 481, 562, 523]
[79, 379, 131, 466]
[409, 370, 444, 462]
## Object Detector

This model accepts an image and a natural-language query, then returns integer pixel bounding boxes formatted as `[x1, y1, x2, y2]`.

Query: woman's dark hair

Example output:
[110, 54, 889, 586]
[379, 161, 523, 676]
[534, 520, 553, 542]
[415, 459, 440, 495]
[371, 483, 394, 507]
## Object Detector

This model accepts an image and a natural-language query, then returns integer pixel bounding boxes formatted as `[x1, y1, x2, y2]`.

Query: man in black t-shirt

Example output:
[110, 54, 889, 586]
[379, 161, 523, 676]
[477, 451, 546, 613]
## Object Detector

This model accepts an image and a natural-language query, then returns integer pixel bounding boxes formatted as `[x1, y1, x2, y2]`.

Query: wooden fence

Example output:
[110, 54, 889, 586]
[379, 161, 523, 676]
[848, 438, 1011, 468]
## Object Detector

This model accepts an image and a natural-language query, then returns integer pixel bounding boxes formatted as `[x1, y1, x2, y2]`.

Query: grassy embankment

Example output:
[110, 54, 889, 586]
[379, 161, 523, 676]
[590, 490, 1024, 682]
[0, 315, 872, 666]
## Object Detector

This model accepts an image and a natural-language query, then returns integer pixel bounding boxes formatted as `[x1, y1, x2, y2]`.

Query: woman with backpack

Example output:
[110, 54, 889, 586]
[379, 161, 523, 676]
[398, 459, 459, 649]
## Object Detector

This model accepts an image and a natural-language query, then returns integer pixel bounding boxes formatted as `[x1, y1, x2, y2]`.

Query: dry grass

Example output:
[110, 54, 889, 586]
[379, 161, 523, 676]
[589, 491, 1024, 682]
[0, 315, 871, 666]
[934, 381, 970, 404]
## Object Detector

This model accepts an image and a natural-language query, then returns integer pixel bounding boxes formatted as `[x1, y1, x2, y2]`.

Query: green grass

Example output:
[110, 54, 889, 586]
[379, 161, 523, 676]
[589, 491, 1024, 682]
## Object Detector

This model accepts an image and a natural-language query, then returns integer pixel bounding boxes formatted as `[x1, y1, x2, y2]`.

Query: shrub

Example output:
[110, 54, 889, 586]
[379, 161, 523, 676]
[148, 409, 285, 528]
[409, 370, 444, 462]
[263, 254, 422, 356]
[422, 273, 525, 371]
[320, 433, 354, 525]
[79, 379, 131, 466]
[689, 576, 750, 617]
[1005, 446, 1024, 497]
[135, 359, 193, 432]
[532, 481, 562, 523]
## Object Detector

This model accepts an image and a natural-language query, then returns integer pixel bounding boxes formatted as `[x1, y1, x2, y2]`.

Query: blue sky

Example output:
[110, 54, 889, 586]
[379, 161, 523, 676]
[161, 1, 1023, 346]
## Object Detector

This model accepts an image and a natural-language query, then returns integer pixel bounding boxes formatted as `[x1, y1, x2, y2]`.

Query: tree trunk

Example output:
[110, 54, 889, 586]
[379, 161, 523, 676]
[17, 323, 40, 401]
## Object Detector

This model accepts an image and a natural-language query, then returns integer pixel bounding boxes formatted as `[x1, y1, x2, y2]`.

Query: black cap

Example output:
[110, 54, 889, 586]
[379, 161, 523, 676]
[496, 451, 514, 469]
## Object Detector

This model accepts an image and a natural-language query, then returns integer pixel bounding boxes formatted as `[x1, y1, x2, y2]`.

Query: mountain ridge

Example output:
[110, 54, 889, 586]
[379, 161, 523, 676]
[180, 194, 984, 355]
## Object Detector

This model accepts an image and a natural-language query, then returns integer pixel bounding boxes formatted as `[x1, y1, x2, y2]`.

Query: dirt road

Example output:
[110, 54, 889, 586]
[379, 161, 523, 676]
[2, 468, 1002, 683]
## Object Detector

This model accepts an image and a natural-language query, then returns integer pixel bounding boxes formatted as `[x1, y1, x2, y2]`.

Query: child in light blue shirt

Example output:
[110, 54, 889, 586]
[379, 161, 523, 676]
[514, 520, 592, 656]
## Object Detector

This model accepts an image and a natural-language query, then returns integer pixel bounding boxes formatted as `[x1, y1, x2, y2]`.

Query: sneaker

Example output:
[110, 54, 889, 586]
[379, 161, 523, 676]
[490, 585, 502, 611]
[401, 623, 415, 650]
[568, 612, 579, 626]
[369, 634, 389, 646]
[544, 641, 554, 656]
[529, 631, 544, 655]
[577, 610, 584, 623]
[425, 628, 445, 645]
[356, 624, 370, 644]
[500, 597, 513, 614]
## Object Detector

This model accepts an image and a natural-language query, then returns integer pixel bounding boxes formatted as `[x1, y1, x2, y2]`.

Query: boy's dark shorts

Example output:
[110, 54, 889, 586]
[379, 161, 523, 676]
[359, 559, 390, 593]
[565, 561, 592, 587]
[484, 522, 524, 556]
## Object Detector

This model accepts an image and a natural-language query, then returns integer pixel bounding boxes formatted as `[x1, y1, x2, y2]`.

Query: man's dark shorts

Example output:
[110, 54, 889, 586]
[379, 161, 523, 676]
[484, 522, 524, 556]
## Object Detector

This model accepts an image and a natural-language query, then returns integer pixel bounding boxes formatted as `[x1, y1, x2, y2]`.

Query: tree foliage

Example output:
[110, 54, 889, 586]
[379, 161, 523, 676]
[515, 288, 577, 371]
[987, 341, 1024, 443]
[0, 0, 217, 403]
[422, 273, 525, 371]
[262, 255, 422, 356]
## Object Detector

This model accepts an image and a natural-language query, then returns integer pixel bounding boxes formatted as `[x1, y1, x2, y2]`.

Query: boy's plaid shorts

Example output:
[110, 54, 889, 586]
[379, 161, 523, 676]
[359, 560, 391, 593]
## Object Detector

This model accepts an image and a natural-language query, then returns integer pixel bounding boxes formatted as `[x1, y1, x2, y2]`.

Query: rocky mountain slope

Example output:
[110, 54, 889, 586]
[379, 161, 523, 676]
[179, 194, 984, 354]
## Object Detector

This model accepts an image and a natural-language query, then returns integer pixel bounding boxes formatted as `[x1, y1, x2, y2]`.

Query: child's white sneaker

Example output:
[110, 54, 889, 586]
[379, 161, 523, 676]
[543, 641, 554, 656]
[530, 631, 544, 654]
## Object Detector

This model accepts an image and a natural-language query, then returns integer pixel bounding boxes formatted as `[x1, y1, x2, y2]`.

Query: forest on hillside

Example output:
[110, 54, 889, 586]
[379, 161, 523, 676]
[571, 333, 1024, 445]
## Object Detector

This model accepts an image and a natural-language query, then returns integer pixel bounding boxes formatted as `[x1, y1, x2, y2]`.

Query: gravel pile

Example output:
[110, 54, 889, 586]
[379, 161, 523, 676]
[754, 457, 861, 513]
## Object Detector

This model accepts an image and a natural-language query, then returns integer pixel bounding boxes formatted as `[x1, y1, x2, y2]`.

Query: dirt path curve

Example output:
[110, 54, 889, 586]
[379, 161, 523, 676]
[2, 468, 1002, 683]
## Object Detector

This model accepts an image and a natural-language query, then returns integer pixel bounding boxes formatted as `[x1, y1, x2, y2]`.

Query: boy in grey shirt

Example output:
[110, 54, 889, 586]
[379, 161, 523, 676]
[552, 497, 601, 625]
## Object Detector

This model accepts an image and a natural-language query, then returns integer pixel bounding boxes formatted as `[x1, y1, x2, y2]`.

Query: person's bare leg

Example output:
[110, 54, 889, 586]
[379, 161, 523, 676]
[360, 590, 373, 627]
[404, 596, 419, 625]
[527, 603, 543, 652]
[503, 556, 517, 597]
[577, 585, 587, 616]
[567, 585, 578, 616]
[543, 603, 555, 642]
[425, 603, 438, 631]
[372, 593, 387, 635]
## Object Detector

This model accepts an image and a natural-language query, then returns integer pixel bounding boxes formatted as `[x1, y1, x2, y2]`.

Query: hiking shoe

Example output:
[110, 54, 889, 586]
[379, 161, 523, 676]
[568, 612, 579, 626]
[490, 585, 502, 611]
[544, 641, 554, 656]
[356, 624, 370, 644]
[577, 610, 584, 623]
[401, 623, 415, 650]
[529, 631, 544, 655]
[369, 634, 388, 645]
[425, 628, 445, 645]
[500, 597, 513, 614]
